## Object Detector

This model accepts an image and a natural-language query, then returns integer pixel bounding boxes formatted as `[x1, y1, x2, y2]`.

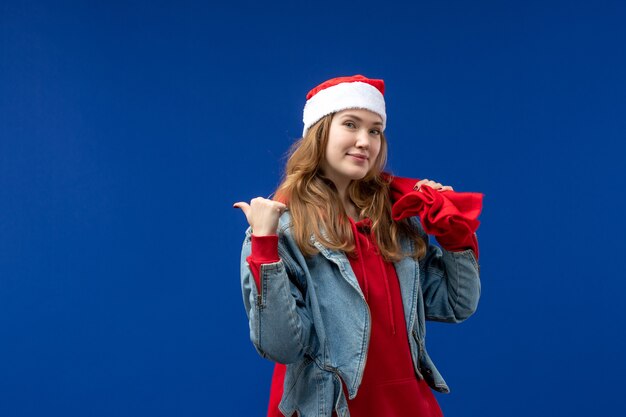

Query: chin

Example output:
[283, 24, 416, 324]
[347, 170, 369, 181]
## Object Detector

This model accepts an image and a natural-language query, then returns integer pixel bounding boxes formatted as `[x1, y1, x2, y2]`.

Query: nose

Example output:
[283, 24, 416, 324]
[355, 129, 370, 149]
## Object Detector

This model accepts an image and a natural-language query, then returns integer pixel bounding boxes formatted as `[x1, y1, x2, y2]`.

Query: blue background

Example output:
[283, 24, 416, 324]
[2, 1, 625, 416]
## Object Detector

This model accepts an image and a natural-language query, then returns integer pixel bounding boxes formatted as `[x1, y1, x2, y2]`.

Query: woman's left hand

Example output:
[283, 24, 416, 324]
[413, 178, 454, 192]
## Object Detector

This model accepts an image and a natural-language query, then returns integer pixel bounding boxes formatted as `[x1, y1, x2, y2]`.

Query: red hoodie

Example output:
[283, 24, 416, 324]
[246, 176, 483, 417]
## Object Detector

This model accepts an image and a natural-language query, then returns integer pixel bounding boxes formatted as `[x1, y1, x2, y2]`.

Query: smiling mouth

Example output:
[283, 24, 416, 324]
[347, 153, 368, 160]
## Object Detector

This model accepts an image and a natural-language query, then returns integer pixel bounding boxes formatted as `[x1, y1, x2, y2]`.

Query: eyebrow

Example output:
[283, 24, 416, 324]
[339, 113, 383, 126]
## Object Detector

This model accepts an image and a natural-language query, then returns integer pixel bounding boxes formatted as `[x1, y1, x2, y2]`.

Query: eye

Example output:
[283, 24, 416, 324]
[344, 121, 357, 129]
[369, 129, 381, 136]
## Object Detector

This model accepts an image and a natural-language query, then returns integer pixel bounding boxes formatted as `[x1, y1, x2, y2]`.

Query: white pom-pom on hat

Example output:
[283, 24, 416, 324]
[302, 74, 386, 137]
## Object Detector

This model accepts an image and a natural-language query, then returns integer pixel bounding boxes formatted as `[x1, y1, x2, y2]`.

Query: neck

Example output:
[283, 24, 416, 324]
[320, 170, 357, 218]
[334, 181, 359, 220]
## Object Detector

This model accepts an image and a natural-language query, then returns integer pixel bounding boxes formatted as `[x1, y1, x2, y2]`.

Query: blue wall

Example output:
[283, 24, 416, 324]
[1, 1, 625, 416]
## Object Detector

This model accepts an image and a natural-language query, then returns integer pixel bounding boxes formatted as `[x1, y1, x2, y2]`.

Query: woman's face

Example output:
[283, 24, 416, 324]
[320, 109, 383, 189]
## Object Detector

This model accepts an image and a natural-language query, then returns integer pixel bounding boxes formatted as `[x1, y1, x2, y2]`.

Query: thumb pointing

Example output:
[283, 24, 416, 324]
[233, 202, 250, 216]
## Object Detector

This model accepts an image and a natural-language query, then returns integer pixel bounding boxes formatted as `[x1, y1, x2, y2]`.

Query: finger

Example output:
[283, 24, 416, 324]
[250, 196, 264, 204]
[233, 202, 250, 216]
[268, 201, 287, 213]
[414, 179, 428, 190]
[424, 181, 442, 190]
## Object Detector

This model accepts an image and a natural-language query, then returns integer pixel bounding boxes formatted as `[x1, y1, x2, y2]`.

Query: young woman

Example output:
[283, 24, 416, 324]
[234, 75, 483, 417]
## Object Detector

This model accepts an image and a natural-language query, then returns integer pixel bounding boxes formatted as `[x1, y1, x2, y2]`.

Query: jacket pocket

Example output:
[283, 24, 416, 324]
[280, 358, 345, 417]
[411, 331, 450, 394]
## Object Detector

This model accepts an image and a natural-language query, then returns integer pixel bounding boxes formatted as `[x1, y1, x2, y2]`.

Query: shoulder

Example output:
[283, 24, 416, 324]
[275, 210, 303, 259]
[276, 211, 302, 258]
[275, 211, 310, 283]
[277, 210, 294, 234]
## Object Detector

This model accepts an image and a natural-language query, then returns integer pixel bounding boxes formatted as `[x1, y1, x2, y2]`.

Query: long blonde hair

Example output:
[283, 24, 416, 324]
[275, 114, 426, 262]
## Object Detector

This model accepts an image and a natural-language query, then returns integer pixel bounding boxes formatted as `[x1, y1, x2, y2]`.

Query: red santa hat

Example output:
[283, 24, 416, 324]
[302, 74, 386, 137]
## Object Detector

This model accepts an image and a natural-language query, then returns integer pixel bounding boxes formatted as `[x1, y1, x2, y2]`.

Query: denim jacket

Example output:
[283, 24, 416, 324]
[240, 211, 480, 417]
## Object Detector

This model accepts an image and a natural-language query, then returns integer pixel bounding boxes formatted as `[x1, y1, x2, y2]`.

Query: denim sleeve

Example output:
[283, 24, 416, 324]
[240, 228, 315, 364]
[415, 220, 481, 323]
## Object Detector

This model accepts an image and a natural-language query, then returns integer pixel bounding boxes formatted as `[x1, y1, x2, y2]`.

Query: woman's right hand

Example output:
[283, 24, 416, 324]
[233, 198, 288, 236]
